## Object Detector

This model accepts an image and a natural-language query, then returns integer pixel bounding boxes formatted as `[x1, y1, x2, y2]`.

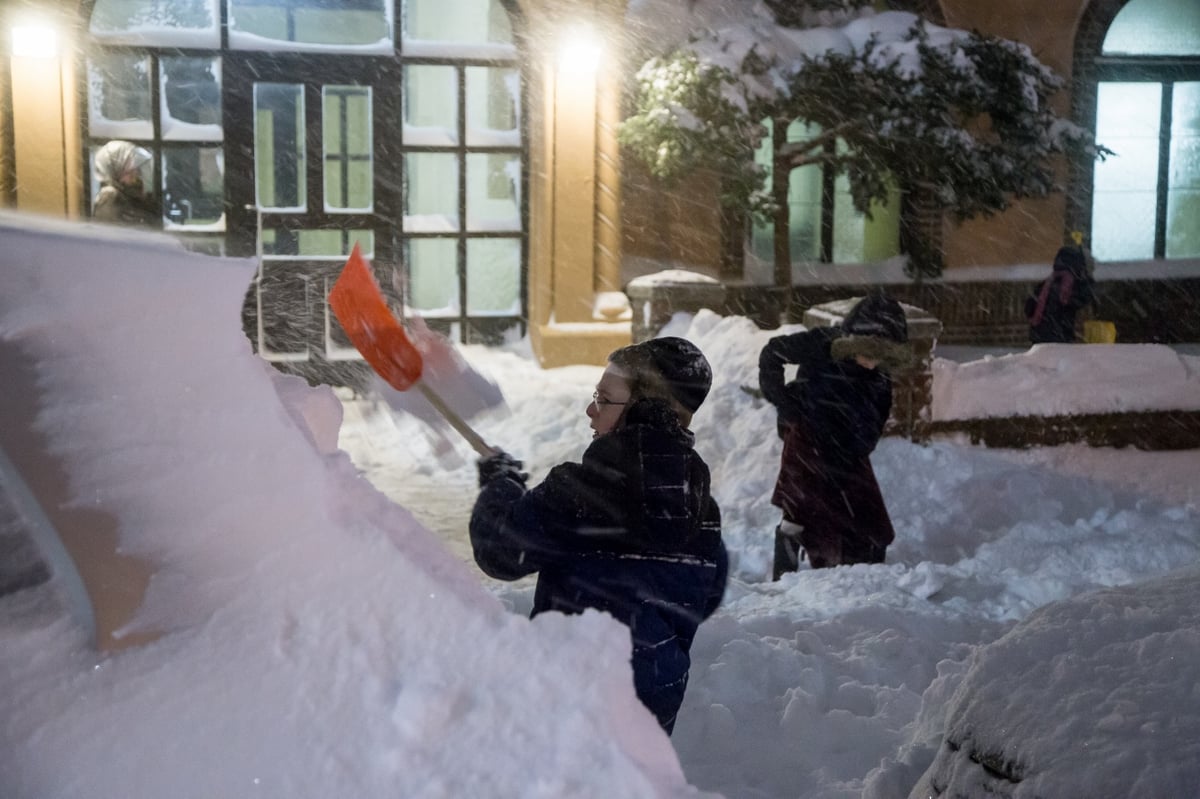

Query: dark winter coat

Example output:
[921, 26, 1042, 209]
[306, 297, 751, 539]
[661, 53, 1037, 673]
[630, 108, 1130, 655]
[758, 326, 896, 564]
[470, 398, 727, 734]
[1025, 248, 1095, 343]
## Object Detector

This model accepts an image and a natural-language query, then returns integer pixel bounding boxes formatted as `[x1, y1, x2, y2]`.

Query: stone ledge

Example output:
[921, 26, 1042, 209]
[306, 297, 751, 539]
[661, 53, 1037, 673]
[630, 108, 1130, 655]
[925, 410, 1200, 450]
[532, 321, 632, 368]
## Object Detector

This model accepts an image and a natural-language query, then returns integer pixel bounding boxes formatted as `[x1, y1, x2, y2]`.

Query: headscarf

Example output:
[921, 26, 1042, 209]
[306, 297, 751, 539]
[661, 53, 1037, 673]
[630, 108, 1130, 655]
[93, 141, 151, 186]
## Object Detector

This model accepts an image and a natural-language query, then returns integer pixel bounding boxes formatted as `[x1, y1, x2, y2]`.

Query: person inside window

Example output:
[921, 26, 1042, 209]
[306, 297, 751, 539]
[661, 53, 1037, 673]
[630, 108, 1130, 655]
[92, 141, 158, 229]
[470, 337, 727, 734]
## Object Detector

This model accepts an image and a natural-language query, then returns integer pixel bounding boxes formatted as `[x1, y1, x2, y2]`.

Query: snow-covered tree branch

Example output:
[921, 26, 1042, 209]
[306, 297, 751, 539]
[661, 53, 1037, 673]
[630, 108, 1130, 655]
[620, 7, 1108, 224]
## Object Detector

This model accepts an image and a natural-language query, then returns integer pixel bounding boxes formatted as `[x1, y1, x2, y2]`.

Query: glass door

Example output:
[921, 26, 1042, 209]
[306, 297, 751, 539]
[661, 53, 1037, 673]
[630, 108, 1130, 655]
[223, 53, 402, 378]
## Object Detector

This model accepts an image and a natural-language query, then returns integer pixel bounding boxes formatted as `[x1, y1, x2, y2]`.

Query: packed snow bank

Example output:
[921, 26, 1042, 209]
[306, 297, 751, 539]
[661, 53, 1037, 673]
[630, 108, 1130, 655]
[0, 213, 697, 799]
[910, 565, 1200, 798]
[932, 343, 1200, 420]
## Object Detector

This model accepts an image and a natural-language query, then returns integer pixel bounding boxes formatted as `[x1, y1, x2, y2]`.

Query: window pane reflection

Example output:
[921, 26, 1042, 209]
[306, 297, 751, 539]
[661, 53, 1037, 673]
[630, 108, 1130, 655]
[324, 86, 373, 212]
[89, 0, 219, 47]
[1168, 82, 1200, 258]
[229, 0, 393, 52]
[403, 66, 457, 145]
[788, 165, 821, 262]
[163, 146, 225, 230]
[254, 83, 306, 211]
[1103, 0, 1200, 56]
[406, 238, 459, 315]
[465, 66, 518, 146]
[404, 153, 459, 231]
[466, 153, 519, 231]
[466, 238, 519, 314]
[161, 57, 223, 140]
[262, 229, 374, 257]
[1092, 82, 1161, 260]
[404, 0, 512, 44]
[88, 54, 153, 139]
[832, 174, 900, 264]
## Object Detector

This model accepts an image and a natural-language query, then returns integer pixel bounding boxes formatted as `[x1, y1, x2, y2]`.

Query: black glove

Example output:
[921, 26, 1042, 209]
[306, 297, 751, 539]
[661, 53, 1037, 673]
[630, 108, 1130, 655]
[477, 450, 528, 488]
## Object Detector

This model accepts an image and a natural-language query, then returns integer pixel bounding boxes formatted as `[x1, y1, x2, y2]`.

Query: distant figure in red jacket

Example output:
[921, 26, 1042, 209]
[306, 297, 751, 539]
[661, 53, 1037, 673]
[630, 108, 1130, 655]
[1025, 246, 1095, 344]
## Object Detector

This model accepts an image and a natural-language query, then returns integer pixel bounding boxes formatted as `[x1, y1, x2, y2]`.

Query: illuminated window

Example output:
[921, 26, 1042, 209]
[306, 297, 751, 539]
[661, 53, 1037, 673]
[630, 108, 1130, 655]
[85, 0, 526, 350]
[228, 0, 392, 52]
[749, 119, 900, 283]
[1091, 0, 1200, 260]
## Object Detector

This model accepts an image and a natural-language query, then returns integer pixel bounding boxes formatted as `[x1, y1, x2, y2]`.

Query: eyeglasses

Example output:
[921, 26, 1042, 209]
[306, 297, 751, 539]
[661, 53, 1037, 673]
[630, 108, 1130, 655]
[591, 391, 629, 410]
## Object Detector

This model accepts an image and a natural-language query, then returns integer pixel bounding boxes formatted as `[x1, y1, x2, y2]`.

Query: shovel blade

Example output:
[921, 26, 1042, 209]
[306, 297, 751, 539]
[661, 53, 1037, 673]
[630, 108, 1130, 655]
[329, 244, 423, 391]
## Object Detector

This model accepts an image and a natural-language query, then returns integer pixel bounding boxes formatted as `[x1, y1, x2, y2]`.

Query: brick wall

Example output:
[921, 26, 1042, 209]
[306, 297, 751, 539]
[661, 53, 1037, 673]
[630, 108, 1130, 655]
[722, 277, 1200, 346]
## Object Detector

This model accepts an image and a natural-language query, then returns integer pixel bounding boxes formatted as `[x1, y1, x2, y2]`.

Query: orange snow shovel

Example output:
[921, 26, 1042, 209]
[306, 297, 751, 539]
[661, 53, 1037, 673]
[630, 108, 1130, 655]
[329, 244, 497, 456]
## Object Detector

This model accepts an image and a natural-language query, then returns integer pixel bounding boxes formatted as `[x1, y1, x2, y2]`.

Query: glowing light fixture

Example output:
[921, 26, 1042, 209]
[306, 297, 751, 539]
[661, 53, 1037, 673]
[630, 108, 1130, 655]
[557, 26, 602, 75]
[11, 23, 59, 58]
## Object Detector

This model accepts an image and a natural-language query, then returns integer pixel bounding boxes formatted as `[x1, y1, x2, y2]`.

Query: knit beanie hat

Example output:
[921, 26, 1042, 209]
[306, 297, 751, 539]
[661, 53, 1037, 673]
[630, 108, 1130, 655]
[616, 337, 713, 413]
[842, 292, 908, 344]
[1052, 246, 1087, 276]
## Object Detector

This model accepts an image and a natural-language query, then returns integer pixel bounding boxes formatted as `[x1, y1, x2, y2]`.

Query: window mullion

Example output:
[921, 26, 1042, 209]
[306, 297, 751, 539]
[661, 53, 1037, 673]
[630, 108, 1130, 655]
[1155, 81, 1173, 258]
[150, 53, 162, 227]
[820, 139, 835, 264]
[457, 64, 468, 338]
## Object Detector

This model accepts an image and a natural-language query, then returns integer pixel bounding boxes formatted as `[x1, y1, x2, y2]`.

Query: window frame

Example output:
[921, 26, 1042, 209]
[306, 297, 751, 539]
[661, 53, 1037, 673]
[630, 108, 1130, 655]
[1092, 55, 1200, 259]
[1071, 0, 1200, 262]
[80, 0, 529, 345]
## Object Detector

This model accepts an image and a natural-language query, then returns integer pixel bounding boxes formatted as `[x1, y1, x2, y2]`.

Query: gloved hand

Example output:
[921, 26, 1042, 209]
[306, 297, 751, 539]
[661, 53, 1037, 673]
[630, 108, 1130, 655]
[477, 449, 528, 488]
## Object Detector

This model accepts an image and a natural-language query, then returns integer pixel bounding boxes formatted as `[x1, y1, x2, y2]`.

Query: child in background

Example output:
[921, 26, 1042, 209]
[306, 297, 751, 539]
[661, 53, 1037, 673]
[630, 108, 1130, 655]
[1025, 245, 1095, 344]
[758, 292, 910, 577]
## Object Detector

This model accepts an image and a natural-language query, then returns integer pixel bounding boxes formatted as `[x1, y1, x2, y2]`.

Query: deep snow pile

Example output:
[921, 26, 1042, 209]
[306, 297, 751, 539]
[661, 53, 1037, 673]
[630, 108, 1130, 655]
[932, 343, 1200, 420]
[910, 566, 1200, 798]
[343, 308, 1200, 798]
[0, 214, 696, 799]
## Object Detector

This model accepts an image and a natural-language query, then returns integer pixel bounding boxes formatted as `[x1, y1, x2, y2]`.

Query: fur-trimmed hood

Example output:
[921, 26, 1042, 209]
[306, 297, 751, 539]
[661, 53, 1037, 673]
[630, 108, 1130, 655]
[830, 332, 914, 371]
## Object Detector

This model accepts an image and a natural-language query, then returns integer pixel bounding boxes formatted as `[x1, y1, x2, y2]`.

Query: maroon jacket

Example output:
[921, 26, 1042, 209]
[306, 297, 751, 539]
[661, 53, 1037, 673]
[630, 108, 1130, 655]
[759, 326, 896, 563]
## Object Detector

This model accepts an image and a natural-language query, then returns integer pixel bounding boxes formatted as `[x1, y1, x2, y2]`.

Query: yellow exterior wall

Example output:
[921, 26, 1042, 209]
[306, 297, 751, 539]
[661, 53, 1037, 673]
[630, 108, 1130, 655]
[5, 1, 83, 219]
[622, 167, 724, 282]
[519, 0, 631, 367]
[937, 0, 1089, 268]
[0, 61, 11, 206]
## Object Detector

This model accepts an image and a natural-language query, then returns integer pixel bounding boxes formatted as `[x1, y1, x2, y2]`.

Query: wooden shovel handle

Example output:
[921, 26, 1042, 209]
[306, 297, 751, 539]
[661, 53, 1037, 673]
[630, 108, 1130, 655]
[417, 382, 497, 457]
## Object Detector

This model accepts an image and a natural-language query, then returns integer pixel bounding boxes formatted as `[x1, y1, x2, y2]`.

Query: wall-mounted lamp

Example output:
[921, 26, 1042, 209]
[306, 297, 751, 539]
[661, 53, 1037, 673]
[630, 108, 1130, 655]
[557, 26, 602, 76]
[11, 23, 60, 59]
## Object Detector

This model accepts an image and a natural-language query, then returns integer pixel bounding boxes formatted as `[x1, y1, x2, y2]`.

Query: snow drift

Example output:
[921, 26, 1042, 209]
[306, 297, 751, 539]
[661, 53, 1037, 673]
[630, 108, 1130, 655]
[0, 212, 696, 799]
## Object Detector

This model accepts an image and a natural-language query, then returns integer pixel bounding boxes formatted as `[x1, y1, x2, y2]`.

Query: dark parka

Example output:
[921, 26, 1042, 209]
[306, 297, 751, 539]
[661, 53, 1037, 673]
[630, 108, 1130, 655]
[93, 184, 158, 228]
[470, 398, 727, 734]
[758, 325, 896, 569]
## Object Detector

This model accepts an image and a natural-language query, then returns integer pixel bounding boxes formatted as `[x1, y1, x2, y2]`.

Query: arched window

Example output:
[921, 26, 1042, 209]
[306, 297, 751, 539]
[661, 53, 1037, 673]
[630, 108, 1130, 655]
[84, 0, 526, 356]
[1090, 0, 1200, 260]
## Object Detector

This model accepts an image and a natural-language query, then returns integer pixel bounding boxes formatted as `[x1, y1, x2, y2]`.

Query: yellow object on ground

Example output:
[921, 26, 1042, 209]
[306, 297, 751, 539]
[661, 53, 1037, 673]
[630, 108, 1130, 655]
[1084, 320, 1117, 344]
